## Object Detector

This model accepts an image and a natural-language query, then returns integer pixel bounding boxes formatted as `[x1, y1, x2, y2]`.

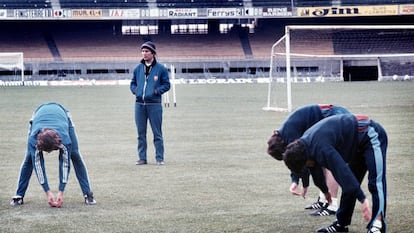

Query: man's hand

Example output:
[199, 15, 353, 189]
[289, 183, 301, 196]
[46, 191, 57, 207]
[55, 191, 64, 208]
[361, 198, 372, 221]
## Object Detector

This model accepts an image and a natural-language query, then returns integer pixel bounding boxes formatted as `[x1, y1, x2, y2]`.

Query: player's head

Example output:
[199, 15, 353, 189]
[283, 139, 307, 174]
[267, 130, 286, 161]
[141, 41, 156, 55]
[37, 128, 62, 152]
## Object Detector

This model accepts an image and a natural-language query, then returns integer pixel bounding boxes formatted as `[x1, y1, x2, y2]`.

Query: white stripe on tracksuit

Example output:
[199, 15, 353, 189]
[34, 145, 70, 186]
[60, 145, 69, 184]
[34, 148, 45, 184]
[367, 126, 386, 223]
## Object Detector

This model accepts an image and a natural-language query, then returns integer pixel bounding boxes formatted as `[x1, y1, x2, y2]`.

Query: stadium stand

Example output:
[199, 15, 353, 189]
[332, 29, 414, 55]
[2, 18, 413, 81]
[291, 30, 335, 55]
[59, 0, 148, 8]
[248, 23, 284, 58]
[0, 23, 54, 61]
[293, 0, 332, 7]
[341, 0, 414, 6]
[157, 0, 243, 8]
[0, 0, 51, 9]
[50, 23, 138, 61]
[0, 0, 413, 82]
[151, 33, 245, 60]
[251, 0, 292, 7]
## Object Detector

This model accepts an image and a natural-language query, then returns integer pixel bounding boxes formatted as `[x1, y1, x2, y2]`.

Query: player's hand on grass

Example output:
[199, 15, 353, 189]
[289, 182, 301, 196]
[361, 198, 372, 221]
[55, 191, 64, 208]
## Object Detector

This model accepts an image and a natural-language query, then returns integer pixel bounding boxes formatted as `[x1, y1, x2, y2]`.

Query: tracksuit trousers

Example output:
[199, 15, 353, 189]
[337, 117, 388, 232]
[135, 103, 164, 162]
[15, 110, 92, 197]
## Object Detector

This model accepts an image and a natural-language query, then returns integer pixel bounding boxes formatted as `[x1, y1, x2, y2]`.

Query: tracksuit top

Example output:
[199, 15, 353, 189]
[130, 59, 170, 104]
[29, 102, 71, 192]
[300, 114, 366, 202]
[278, 104, 350, 187]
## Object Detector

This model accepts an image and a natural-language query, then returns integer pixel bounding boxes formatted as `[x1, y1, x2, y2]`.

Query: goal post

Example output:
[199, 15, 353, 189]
[0, 52, 24, 83]
[264, 25, 414, 112]
[163, 64, 177, 107]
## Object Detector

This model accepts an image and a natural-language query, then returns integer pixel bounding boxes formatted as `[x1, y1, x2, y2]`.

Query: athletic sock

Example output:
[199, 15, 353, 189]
[327, 198, 338, 211]
[319, 192, 327, 203]
[372, 219, 382, 229]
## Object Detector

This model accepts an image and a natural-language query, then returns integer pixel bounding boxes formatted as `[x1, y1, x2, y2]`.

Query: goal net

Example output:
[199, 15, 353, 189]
[0, 52, 24, 82]
[264, 25, 414, 112]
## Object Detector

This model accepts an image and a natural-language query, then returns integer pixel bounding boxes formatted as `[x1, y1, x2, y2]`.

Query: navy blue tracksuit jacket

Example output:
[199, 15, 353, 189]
[278, 104, 350, 187]
[300, 114, 387, 231]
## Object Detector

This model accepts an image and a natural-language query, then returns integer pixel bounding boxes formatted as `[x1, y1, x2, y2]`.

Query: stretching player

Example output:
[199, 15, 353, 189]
[10, 102, 96, 207]
[267, 104, 350, 216]
[283, 114, 387, 233]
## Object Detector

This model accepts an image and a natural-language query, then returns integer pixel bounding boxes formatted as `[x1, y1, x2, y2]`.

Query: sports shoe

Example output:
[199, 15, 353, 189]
[84, 192, 96, 205]
[367, 220, 383, 233]
[305, 198, 328, 210]
[136, 160, 147, 165]
[10, 196, 24, 206]
[367, 227, 382, 233]
[310, 207, 336, 216]
[317, 221, 348, 233]
[156, 160, 165, 166]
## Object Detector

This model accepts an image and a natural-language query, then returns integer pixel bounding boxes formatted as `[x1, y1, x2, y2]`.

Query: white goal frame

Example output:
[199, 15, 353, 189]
[263, 25, 414, 112]
[0, 52, 24, 82]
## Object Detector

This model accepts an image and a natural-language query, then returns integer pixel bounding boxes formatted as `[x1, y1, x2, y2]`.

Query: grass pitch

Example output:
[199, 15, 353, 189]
[0, 81, 413, 233]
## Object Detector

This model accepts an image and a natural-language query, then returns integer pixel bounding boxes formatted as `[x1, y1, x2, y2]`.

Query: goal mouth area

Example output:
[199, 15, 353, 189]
[264, 25, 414, 113]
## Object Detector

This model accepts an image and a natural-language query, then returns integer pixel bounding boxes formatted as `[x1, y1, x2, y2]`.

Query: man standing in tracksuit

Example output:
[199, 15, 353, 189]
[11, 102, 96, 207]
[267, 104, 350, 216]
[283, 114, 387, 233]
[130, 41, 170, 165]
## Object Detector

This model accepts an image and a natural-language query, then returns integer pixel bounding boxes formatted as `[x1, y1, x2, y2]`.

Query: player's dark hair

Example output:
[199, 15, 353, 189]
[37, 128, 62, 152]
[267, 131, 286, 161]
[283, 139, 307, 174]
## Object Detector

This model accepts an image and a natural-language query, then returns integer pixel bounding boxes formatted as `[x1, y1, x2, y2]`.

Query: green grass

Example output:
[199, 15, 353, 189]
[0, 82, 413, 233]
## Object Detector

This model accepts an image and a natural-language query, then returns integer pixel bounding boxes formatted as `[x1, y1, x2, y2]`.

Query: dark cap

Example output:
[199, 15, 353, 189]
[141, 41, 156, 54]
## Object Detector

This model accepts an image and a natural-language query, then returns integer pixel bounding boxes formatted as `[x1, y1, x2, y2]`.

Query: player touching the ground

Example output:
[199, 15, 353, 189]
[267, 104, 349, 216]
[283, 114, 387, 233]
[10, 102, 96, 207]
[130, 41, 170, 166]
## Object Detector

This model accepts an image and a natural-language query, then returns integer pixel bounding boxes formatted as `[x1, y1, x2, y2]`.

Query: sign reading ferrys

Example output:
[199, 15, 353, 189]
[207, 8, 255, 18]
[72, 9, 102, 18]
[298, 5, 398, 17]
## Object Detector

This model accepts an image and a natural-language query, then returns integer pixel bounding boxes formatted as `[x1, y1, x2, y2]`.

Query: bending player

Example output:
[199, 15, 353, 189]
[283, 114, 387, 233]
[267, 104, 350, 216]
[10, 102, 96, 207]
